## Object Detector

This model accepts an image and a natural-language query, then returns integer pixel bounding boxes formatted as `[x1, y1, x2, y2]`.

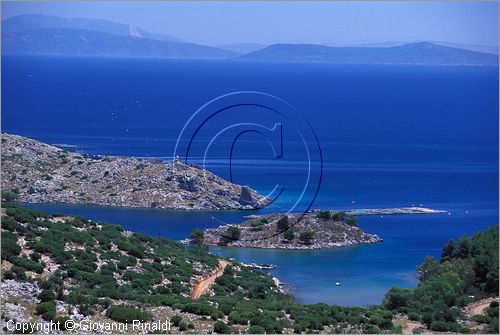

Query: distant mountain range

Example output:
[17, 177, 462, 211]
[217, 43, 268, 54]
[326, 41, 499, 55]
[239, 42, 498, 65]
[2, 15, 236, 59]
[3, 14, 181, 42]
[2, 14, 498, 65]
[2, 28, 237, 59]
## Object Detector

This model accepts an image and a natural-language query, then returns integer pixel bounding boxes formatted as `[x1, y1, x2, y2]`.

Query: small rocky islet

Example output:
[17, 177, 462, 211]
[0, 133, 268, 210]
[190, 211, 382, 250]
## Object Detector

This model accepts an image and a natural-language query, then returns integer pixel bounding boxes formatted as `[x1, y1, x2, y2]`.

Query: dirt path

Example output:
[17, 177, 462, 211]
[402, 321, 423, 334]
[467, 297, 498, 317]
[191, 260, 228, 299]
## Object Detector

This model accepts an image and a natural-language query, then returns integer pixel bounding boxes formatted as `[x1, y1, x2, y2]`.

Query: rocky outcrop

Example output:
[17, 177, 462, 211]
[196, 213, 382, 250]
[239, 186, 259, 208]
[0, 133, 268, 210]
[345, 207, 447, 215]
[0, 280, 41, 305]
[177, 173, 202, 192]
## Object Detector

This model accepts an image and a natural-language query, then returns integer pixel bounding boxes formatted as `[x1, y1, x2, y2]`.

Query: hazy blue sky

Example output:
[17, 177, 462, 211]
[2, 1, 498, 47]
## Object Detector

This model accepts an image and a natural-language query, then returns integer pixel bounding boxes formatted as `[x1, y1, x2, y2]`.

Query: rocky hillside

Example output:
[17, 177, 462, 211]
[2, 206, 496, 334]
[0, 205, 285, 334]
[1, 133, 268, 210]
[197, 211, 381, 250]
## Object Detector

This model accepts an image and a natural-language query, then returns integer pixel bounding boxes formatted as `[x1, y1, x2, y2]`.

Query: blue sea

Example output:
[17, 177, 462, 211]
[2, 55, 498, 306]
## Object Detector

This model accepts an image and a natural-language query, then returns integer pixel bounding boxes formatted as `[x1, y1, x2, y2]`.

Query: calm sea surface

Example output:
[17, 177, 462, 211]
[2, 56, 498, 306]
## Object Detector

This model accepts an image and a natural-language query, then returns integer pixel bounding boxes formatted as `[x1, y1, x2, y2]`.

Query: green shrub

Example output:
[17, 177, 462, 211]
[3, 270, 15, 279]
[299, 231, 314, 245]
[106, 304, 150, 323]
[171, 315, 182, 327]
[1, 232, 21, 260]
[250, 221, 265, 230]
[1, 189, 19, 202]
[408, 312, 420, 321]
[487, 304, 499, 318]
[315, 211, 331, 220]
[472, 315, 488, 324]
[178, 320, 189, 331]
[214, 321, 229, 334]
[36, 301, 56, 320]
[39, 289, 56, 302]
[1, 216, 27, 235]
[429, 320, 449, 331]
[11, 266, 27, 280]
[247, 325, 266, 334]
[363, 325, 381, 334]
[220, 226, 241, 244]
[488, 317, 499, 333]
[345, 215, 357, 226]
[229, 311, 249, 325]
[383, 287, 411, 311]
[460, 326, 472, 333]
[277, 215, 289, 231]
[368, 309, 393, 329]
[181, 302, 216, 316]
[30, 252, 42, 262]
[190, 228, 204, 244]
[11, 257, 44, 274]
[217, 300, 235, 315]
[331, 211, 346, 221]
[283, 229, 295, 241]
[5, 207, 45, 223]
[250, 221, 264, 227]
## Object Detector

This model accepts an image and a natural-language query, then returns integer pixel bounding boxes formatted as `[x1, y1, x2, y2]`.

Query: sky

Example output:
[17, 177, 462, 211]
[1, 1, 498, 48]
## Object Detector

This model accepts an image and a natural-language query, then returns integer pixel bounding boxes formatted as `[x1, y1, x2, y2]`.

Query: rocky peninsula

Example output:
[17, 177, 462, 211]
[193, 211, 382, 250]
[0, 133, 268, 210]
[345, 207, 447, 216]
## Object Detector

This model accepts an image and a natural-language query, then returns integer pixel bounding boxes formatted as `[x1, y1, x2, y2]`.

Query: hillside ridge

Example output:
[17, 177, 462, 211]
[1, 133, 268, 210]
[238, 42, 498, 65]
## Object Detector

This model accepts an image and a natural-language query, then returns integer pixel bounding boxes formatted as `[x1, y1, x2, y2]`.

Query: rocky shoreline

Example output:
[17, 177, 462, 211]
[190, 212, 382, 250]
[345, 207, 448, 216]
[1, 133, 268, 210]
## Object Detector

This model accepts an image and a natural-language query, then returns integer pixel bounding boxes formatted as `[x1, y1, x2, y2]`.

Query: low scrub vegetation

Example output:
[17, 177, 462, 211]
[106, 304, 150, 323]
[1, 204, 497, 334]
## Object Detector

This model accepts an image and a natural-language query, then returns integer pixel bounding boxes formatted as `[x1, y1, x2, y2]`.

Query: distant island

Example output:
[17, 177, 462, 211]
[186, 211, 381, 250]
[1, 15, 236, 59]
[343, 207, 447, 216]
[238, 42, 499, 65]
[2, 15, 498, 65]
[1, 133, 268, 210]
